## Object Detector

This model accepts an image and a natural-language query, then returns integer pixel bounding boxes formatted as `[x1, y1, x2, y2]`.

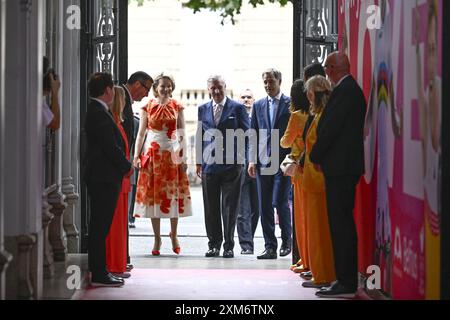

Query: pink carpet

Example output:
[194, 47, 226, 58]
[76, 268, 326, 300]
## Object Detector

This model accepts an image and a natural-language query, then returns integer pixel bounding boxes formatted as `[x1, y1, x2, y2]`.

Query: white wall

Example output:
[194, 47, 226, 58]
[128, 0, 293, 114]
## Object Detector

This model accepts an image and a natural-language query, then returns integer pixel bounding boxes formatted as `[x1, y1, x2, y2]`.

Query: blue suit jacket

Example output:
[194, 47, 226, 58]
[197, 98, 250, 174]
[249, 94, 291, 168]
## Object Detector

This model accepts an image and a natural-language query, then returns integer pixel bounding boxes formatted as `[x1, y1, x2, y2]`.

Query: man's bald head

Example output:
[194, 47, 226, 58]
[325, 52, 351, 85]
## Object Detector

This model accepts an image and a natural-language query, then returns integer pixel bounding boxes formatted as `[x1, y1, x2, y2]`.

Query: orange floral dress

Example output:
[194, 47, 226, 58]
[134, 99, 192, 219]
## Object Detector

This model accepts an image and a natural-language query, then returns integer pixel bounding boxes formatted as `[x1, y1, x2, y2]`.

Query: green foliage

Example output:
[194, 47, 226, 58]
[129, 0, 290, 24]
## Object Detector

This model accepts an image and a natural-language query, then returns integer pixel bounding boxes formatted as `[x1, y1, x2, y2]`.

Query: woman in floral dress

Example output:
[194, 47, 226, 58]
[133, 74, 192, 255]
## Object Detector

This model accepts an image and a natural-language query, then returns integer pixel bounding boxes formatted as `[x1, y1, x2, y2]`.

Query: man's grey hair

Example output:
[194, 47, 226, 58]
[262, 68, 282, 82]
[207, 75, 226, 87]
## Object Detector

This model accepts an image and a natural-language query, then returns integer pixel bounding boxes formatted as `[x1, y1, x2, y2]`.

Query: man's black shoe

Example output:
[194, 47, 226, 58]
[223, 250, 234, 258]
[315, 281, 357, 299]
[129, 222, 136, 229]
[205, 248, 220, 257]
[241, 249, 254, 255]
[111, 272, 131, 279]
[299, 271, 313, 280]
[257, 248, 277, 259]
[301, 280, 330, 288]
[91, 274, 124, 287]
[279, 246, 291, 257]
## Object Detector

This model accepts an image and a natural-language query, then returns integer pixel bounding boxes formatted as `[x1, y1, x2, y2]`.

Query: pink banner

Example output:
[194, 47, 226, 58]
[338, 0, 442, 299]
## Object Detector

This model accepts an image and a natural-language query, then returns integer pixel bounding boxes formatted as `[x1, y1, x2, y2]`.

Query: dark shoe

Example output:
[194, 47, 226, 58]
[129, 222, 136, 229]
[111, 272, 131, 279]
[299, 271, 313, 280]
[257, 248, 277, 260]
[279, 245, 291, 257]
[126, 264, 134, 272]
[241, 249, 254, 255]
[315, 281, 357, 299]
[223, 250, 234, 258]
[301, 280, 330, 288]
[205, 248, 220, 257]
[91, 274, 124, 287]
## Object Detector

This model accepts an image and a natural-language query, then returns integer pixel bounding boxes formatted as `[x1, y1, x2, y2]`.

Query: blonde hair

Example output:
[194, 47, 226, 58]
[304, 75, 332, 114]
[111, 86, 125, 122]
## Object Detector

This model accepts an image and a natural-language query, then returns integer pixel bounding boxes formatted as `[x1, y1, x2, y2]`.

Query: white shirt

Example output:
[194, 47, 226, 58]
[42, 97, 54, 127]
[91, 97, 110, 112]
[213, 97, 227, 123]
[213, 97, 227, 109]
[267, 91, 282, 102]
[123, 84, 134, 104]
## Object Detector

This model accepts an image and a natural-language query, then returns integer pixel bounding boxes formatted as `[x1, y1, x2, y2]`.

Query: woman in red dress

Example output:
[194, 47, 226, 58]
[105, 86, 131, 276]
[133, 74, 192, 256]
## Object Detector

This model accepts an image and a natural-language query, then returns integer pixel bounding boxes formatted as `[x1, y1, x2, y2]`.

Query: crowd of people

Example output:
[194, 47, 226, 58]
[81, 51, 367, 299]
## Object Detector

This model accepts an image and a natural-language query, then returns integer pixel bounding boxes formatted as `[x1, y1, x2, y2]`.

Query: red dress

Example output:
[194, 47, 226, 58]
[134, 99, 192, 218]
[106, 120, 130, 273]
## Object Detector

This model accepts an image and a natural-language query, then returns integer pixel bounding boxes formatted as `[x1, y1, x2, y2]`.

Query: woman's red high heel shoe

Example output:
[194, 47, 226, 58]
[152, 236, 161, 256]
[169, 232, 180, 255]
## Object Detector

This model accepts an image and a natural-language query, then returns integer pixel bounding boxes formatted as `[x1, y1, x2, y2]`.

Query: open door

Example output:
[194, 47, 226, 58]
[79, 0, 128, 252]
[293, 0, 338, 79]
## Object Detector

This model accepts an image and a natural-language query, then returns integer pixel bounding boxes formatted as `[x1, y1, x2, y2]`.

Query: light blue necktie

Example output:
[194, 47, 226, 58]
[269, 98, 277, 128]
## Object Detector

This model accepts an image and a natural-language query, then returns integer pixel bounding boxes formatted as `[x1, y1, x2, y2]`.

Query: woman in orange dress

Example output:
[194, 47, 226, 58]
[105, 86, 131, 276]
[280, 79, 310, 274]
[301, 75, 336, 288]
[133, 74, 192, 255]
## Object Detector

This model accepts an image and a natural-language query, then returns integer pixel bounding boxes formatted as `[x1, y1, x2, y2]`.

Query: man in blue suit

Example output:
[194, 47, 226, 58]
[248, 68, 292, 259]
[196, 75, 250, 258]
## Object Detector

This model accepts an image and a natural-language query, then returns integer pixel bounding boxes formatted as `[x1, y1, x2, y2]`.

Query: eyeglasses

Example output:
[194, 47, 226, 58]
[139, 81, 151, 93]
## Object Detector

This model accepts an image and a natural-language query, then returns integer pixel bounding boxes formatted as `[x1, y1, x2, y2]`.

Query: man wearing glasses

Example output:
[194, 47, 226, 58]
[121, 71, 153, 273]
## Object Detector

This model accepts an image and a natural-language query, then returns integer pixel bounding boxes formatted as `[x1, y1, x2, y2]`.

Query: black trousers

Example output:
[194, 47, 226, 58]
[87, 181, 121, 278]
[237, 169, 259, 251]
[127, 168, 139, 264]
[324, 175, 360, 290]
[202, 165, 243, 251]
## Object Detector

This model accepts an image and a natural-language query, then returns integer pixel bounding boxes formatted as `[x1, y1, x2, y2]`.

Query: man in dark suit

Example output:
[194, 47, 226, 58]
[248, 68, 292, 260]
[310, 52, 366, 298]
[128, 114, 141, 229]
[121, 71, 153, 271]
[121, 71, 153, 149]
[83, 73, 133, 287]
[237, 89, 259, 255]
[196, 75, 250, 258]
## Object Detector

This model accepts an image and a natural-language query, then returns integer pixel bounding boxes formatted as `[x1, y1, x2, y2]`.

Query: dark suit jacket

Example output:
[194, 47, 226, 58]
[249, 94, 291, 167]
[83, 99, 131, 184]
[309, 76, 366, 177]
[197, 98, 250, 174]
[121, 84, 134, 149]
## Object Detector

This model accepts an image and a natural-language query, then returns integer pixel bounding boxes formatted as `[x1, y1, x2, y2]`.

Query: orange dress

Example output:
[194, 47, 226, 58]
[280, 111, 309, 270]
[302, 110, 336, 284]
[106, 120, 130, 273]
[134, 99, 192, 219]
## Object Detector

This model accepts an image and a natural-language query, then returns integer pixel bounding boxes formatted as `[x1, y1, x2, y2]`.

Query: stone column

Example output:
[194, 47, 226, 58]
[61, 0, 80, 253]
[0, 0, 11, 300]
[48, 186, 67, 262]
[47, 0, 69, 262]
[4, 0, 45, 300]
[42, 189, 55, 278]
[5, 235, 37, 300]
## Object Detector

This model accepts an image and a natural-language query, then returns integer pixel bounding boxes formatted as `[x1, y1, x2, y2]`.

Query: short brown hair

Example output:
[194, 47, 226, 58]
[88, 72, 114, 98]
[152, 73, 176, 98]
